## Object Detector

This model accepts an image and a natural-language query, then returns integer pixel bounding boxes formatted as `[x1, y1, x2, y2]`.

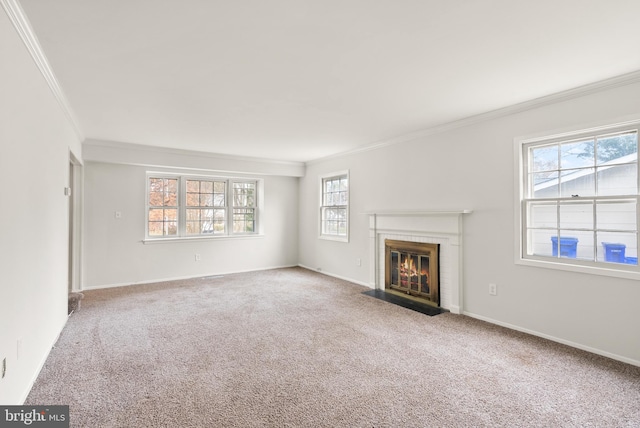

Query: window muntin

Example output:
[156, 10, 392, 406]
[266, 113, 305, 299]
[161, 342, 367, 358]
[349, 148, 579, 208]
[522, 128, 639, 266]
[320, 173, 349, 240]
[146, 175, 258, 239]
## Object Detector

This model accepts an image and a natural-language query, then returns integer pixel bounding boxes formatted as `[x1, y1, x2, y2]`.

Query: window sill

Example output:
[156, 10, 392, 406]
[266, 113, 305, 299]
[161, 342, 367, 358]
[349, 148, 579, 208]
[319, 234, 349, 243]
[516, 256, 640, 280]
[143, 234, 264, 244]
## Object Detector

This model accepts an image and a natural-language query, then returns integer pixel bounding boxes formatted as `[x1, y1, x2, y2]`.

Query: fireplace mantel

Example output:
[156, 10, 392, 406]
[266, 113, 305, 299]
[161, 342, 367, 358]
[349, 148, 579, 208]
[367, 210, 472, 314]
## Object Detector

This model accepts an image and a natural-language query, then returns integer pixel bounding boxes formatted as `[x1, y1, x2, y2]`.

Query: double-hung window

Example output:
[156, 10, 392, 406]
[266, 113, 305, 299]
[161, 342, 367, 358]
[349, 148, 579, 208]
[148, 177, 179, 236]
[147, 174, 259, 240]
[320, 171, 349, 241]
[185, 179, 226, 235]
[232, 182, 257, 233]
[519, 122, 639, 273]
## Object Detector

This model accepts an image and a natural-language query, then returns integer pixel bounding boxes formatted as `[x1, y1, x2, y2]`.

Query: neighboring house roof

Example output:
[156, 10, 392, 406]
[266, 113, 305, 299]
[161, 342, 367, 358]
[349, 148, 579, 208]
[534, 152, 637, 193]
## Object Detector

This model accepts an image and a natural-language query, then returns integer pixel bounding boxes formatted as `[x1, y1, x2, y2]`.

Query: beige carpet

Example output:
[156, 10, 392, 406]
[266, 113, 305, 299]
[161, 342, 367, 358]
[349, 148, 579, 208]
[26, 268, 640, 427]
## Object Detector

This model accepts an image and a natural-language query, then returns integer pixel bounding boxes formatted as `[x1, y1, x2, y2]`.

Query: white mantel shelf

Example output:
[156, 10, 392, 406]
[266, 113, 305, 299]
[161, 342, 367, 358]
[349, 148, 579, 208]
[367, 210, 472, 314]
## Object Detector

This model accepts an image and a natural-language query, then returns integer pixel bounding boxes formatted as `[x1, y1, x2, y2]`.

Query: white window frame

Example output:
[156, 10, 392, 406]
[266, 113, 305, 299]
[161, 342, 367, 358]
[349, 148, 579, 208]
[145, 173, 261, 242]
[515, 118, 640, 279]
[319, 170, 349, 242]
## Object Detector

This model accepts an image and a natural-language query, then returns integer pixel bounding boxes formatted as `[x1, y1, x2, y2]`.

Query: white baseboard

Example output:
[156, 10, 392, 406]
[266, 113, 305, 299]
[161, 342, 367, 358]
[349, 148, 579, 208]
[82, 264, 299, 291]
[463, 311, 640, 368]
[297, 264, 371, 288]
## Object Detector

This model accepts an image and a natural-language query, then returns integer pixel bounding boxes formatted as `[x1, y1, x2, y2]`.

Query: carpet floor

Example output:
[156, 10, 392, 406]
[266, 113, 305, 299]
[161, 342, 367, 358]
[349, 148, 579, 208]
[26, 268, 640, 427]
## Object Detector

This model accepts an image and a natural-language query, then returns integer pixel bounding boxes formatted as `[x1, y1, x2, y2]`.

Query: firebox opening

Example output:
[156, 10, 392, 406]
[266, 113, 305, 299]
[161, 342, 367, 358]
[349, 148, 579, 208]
[385, 239, 440, 307]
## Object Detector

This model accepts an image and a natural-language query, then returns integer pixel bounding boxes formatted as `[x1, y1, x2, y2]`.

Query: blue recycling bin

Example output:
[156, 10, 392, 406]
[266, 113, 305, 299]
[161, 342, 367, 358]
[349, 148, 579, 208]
[551, 236, 578, 258]
[602, 242, 626, 263]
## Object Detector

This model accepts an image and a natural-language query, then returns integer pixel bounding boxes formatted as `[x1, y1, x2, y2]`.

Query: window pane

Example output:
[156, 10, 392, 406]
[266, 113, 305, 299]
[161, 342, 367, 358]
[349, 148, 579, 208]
[340, 178, 348, 191]
[596, 201, 636, 231]
[560, 168, 595, 197]
[527, 229, 556, 257]
[214, 209, 225, 234]
[186, 209, 199, 221]
[165, 192, 177, 207]
[149, 209, 163, 221]
[559, 202, 593, 230]
[214, 181, 225, 193]
[531, 172, 558, 198]
[561, 139, 594, 169]
[597, 232, 637, 264]
[596, 132, 637, 165]
[165, 221, 177, 236]
[531, 145, 558, 172]
[186, 193, 199, 206]
[149, 222, 164, 236]
[245, 185, 256, 206]
[149, 191, 164, 206]
[528, 202, 557, 229]
[149, 178, 164, 192]
[165, 209, 177, 221]
[557, 230, 594, 260]
[338, 221, 347, 235]
[233, 208, 255, 233]
[327, 193, 336, 206]
[165, 179, 178, 206]
[201, 209, 213, 221]
[597, 164, 637, 196]
[339, 191, 347, 205]
[186, 221, 199, 234]
[201, 194, 213, 207]
[186, 180, 199, 193]
[214, 193, 225, 206]
[201, 181, 213, 193]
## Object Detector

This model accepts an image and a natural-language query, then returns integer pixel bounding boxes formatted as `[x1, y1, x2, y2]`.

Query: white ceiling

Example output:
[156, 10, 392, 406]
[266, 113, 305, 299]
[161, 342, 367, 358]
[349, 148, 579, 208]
[17, 0, 640, 162]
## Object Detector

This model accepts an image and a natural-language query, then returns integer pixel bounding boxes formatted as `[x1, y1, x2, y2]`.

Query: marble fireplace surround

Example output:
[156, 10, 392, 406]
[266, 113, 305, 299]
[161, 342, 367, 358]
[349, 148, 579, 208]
[367, 210, 472, 314]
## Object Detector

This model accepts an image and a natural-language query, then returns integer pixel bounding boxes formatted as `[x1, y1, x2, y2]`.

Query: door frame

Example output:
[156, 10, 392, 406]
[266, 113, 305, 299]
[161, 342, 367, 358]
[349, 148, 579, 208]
[68, 152, 83, 292]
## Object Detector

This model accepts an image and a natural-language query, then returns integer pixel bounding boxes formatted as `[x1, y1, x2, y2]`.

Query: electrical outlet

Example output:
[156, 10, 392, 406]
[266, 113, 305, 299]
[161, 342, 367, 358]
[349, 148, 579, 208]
[489, 283, 497, 296]
[195, 254, 201, 261]
[2, 357, 6, 379]
[356, 258, 361, 266]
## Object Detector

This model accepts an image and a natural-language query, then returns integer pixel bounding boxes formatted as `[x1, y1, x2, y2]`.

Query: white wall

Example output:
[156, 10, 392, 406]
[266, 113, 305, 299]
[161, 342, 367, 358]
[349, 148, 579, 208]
[0, 10, 82, 403]
[83, 161, 299, 288]
[299, 81, 640, 365]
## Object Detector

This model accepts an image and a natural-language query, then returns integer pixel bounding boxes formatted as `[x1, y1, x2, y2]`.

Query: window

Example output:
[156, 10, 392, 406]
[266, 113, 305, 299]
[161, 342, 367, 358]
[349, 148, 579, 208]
[148, 178, 178, 236]
[232, 182, 256, 233]
[320, 172, 349, 241]
[519, 122, 639, 272]
[186, 179, 226, 235]
[146, 174, 259, 240]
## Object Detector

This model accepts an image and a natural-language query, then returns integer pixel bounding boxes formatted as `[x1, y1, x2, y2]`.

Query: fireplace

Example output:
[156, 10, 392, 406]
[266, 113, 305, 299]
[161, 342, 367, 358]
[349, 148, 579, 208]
[368, 210, 471, 313]
[385, 239, 439, 306]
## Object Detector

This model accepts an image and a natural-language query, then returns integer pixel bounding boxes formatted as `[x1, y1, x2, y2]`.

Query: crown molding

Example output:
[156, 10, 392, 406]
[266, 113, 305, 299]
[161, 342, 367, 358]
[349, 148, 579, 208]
[307, 69, 640, 165]
[1, 0, 84, 141]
